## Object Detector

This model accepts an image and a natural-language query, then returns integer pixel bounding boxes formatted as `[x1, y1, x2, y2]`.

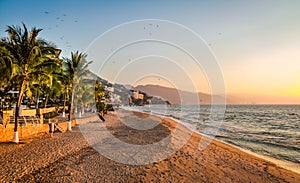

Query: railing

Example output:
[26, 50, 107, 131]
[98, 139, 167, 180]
[8, 116, 41, 126]
[44, 118, 58, 124]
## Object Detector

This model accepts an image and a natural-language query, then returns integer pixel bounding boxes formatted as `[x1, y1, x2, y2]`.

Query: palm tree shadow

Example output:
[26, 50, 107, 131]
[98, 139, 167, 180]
[0, 141, 27, 145]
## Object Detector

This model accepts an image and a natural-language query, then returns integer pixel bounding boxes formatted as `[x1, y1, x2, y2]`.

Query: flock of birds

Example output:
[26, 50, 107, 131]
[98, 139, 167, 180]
[43, 11, 80, 50]
[42, 10, 224, 56]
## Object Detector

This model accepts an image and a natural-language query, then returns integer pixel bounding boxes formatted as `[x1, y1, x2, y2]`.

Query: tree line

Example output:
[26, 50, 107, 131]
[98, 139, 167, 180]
[0, 23, 110, 142]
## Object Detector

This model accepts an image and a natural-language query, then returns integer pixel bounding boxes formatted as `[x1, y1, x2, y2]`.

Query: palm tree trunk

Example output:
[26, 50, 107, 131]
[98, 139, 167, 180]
[36, 89, 39, 109]
[68, 83, 76, 130]
[63, 85, 68, 117]
[69, 84, 74, 121]
[62, 92, 66, 117]
[44, 94, 49, 108]
[13, 79, 26, 143]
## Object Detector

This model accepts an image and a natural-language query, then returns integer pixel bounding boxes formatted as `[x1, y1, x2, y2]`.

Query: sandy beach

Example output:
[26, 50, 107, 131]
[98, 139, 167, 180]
[0, 110, 299, 182]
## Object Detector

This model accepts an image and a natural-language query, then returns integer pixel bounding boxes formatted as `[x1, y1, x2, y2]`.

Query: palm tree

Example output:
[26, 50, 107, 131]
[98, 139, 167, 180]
[63, 51, 91, 129]
[0, 43, 13, 117]
[42, 73, 64, 108]
[0, 42, 13, 93]
[95, 80, 110, 114]
[56, 66, 72, 117]
[2, 23, 61, 143]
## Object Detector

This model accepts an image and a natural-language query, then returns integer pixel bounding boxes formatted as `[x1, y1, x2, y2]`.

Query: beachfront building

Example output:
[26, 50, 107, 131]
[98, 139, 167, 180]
[128, 90, 152, 106]
[104, 86, 122, 106]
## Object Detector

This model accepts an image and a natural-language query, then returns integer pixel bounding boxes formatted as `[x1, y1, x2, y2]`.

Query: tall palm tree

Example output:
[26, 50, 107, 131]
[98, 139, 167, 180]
[95, 80, 110, 114]
[75, 79, 97, 116]
[63, 51, 91, 129]
[2, 23, 61, 142]
[59, 69, 71, 117]
[42, 73, 64, 108]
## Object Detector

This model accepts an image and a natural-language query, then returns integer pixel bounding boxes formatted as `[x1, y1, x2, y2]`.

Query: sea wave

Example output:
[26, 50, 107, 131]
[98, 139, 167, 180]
[124, 104, 300, 164]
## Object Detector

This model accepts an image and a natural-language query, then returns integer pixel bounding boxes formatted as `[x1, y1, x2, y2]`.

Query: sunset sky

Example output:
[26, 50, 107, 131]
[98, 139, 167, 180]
[1, 0, 299, 103]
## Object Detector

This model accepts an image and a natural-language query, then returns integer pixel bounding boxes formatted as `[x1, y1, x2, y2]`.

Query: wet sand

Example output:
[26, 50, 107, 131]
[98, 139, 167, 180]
[0, 110, 299, 182]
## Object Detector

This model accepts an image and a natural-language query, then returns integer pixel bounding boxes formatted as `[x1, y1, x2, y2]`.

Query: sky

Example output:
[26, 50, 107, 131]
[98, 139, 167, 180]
[0, 0, 300, 104]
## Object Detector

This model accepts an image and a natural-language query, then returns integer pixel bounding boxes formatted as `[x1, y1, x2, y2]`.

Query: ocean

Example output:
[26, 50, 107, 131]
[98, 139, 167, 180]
[123, 104, 300, 164]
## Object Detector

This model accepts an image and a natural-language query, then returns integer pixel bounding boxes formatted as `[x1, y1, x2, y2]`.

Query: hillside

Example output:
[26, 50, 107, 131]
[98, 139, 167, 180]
[134, 85, 240, 104]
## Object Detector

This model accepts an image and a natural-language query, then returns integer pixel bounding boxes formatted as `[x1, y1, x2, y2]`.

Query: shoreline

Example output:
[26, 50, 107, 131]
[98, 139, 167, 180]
[174, 117, 300, 175]
[143, 111, 300, 182]
[124, 108, 300, 175]
[226, 142, 300, 175]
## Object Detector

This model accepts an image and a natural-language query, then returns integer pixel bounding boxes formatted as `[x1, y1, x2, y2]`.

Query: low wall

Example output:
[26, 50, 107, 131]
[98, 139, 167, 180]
[53, 115, 98, 131]
[0, 120, 77, 142]
[0, 124, 50, 142]
[55, 120, 76, 131]
[3, 107, 59, 117]
[75, 115, 99, 124]
[39, 107, 57, 114]
[0, 115, 99, 142]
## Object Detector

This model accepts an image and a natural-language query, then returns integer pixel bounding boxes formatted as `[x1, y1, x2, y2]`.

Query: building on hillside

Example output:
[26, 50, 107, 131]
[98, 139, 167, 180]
[128, 90, 152, 106]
